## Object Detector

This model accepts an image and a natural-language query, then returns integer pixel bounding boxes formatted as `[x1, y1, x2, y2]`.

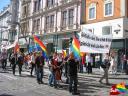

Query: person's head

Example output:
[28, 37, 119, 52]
[3, 49, 6, 52]
[53, 52, 57, 58]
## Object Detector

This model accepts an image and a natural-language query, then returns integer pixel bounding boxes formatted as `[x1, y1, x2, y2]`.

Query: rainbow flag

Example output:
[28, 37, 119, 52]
[110, 82, 128, 95]
[33, 35, 48, 58]
[116, 82, 128, 93]
[71, 36, 80, 59]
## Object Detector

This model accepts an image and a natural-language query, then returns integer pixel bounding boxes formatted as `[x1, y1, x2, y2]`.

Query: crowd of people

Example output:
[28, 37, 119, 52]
[0, 48, 127, 95]
[0, 49, 80, 95]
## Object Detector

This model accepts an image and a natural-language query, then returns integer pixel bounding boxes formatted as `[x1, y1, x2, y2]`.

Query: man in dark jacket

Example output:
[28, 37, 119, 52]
[10, 53, 17, 75]
[17, 52, 24, 76]
[68, 53, 79, 95]
[35, 51, 44, 84]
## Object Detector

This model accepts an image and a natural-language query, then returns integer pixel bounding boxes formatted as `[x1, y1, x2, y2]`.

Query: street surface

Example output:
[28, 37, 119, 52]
[0, 64, 128, 96]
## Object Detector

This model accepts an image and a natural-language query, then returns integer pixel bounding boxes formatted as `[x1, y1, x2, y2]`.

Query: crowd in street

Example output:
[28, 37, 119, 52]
[0, 49, 128, 95]
[0, 49, 80, 95]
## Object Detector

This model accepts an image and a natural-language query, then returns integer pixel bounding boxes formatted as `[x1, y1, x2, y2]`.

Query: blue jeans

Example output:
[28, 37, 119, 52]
[48, 71, 57, 86]
[36, 67, 43, 82]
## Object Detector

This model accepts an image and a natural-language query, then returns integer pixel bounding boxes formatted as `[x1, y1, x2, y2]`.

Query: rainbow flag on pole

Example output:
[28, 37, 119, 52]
[110, 82, 128, 95]
[71, 36, 80, 59]
[33, 35, 48, 58]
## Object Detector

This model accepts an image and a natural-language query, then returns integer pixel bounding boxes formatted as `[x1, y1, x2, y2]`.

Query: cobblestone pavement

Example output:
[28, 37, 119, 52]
[0, 65, 128, 96]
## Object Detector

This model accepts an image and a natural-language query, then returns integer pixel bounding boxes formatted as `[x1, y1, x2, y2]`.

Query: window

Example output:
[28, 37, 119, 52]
[46, 15, 54, 29]
[46, 16, 50, 29]
[33, 20, 37, 31]
[34, 1, 37, 12]
[38, 0, 41, 10]
[68, 9, 74, 26]
[62, 11, 67, 27]
[105, 2, 112, 16]
[102, 26, 112, 35]
[47, 0, 51, 7]
[88, 3, 96, 20]
[51, 0, 54, 5]
[47, 0, 54, 7]
[37, 19, 40, 31]
[51, 15, 54, 28]
[23, 6, 27, 15]
[104, 0, 113, 16]
[89, 7, 95, 19]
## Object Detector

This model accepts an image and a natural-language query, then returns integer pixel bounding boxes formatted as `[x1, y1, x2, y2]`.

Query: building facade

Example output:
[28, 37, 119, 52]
[81, 0, 128, 67]
[0, 5, 11, 49]
[0, 0, 20, 51]
[20, 0, 81, 54]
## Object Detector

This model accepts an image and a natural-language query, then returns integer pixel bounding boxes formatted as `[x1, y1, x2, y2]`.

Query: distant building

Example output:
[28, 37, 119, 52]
[0, 0, 21, 51]
[0, 5, 11, 48]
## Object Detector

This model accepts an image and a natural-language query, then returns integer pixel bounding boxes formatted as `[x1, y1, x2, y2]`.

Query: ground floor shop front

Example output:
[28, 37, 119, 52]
[29, 31, 79, 56]
[92, 39, 128, 71]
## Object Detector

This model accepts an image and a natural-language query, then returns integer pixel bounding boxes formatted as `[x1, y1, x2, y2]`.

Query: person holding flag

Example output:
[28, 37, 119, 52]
[67, 52, 80, 95]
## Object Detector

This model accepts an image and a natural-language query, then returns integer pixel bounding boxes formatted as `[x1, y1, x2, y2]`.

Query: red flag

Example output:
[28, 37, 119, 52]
[14, 42, 20, 53]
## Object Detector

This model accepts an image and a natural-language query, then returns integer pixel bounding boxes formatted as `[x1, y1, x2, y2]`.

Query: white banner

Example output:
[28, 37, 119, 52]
[80, 28, 112, 53]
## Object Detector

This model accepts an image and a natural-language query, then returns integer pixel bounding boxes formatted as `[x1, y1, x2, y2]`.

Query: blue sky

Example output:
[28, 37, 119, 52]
[0, 0, 10, 11]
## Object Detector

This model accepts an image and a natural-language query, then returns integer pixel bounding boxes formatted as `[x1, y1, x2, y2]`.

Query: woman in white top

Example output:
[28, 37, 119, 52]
[86, 54, 93, 74]
[30, 52, 36, 76]
[109, 56, 116, 74]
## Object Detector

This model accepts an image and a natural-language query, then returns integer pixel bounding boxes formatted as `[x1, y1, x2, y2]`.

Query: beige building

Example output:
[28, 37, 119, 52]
[20, 0, 81, 54]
